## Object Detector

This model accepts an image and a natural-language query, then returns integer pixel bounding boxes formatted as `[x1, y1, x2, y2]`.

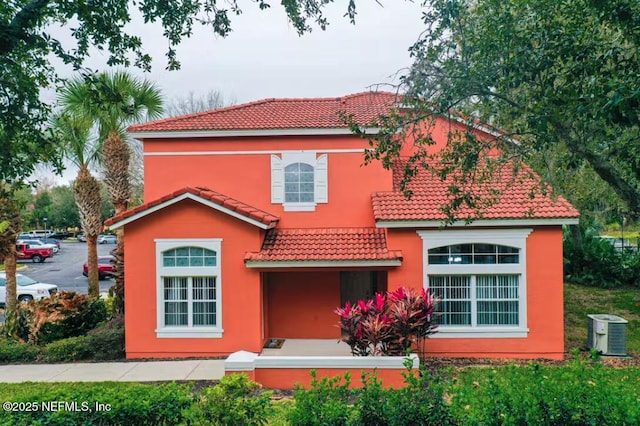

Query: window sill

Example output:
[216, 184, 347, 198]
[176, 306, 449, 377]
[156, 327, 224, 338]
[283, 202, 316, 212]
[430, 327, 529, 338]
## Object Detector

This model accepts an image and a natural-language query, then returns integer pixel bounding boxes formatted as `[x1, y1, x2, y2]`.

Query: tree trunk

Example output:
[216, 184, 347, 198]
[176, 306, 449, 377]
[3, 251, 17, 313]
[569, 224, 582, 250]
[112, 226, 125, 315]
[103, 131, 131, 315]
[86, 234, 100, 297]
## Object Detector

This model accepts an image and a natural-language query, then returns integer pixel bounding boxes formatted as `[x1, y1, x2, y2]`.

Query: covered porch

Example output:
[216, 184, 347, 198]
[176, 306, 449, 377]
[261, 338, 352, 356]
[244, 227, 403, 347]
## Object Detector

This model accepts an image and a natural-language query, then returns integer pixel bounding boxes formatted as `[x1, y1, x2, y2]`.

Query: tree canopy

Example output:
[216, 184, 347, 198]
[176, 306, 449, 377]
[368, 0, 640, 221]
[0, 0, 356, 184]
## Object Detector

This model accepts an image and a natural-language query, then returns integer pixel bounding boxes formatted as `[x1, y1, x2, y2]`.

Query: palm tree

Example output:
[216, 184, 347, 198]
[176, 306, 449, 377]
[59, 71, 163, 313]
[51, 112, 103, 296]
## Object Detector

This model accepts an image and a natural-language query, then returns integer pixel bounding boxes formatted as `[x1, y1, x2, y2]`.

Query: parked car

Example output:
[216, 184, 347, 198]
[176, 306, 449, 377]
[27, 230, 55, 238]
[17, 239, 59, 254]
[13, 243, 53, 263]
[0, 272, 58, 305]
[77, 233, 86, 242]
[98, 234, 117, 244]
[83, 255, 115, 280]
[49, 231, 70, 240]
[34, 237, 61, 251]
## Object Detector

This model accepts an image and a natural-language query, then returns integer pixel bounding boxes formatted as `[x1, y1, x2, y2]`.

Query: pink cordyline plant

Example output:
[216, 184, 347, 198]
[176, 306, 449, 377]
[335, 286, 440, 357]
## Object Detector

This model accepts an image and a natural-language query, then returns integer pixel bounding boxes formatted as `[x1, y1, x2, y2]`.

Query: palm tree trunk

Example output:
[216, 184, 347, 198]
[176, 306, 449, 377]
[0, 187, 22, 317]
[103, 130, 130, 315]
[112, 227, 125, 315]
[3, 252, 17, 312]
[73, 166, 103, 296]
[86, 234, 100, 296]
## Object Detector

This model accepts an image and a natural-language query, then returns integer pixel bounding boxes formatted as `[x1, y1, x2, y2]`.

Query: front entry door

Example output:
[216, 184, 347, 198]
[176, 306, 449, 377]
[340, 271, 378, 307]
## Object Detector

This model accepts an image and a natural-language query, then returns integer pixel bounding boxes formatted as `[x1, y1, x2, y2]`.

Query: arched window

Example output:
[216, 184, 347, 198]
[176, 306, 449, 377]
[427, 243, 519, 265]
[162, 247, 217, 267]
[271, 152, 328, 211]
[284, 162, 315, 203]
[156, 239, 223, 338]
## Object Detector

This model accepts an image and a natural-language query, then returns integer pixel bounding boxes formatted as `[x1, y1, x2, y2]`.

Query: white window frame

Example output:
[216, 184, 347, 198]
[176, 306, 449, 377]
[418, 229, 532, 338]
[155, 238, 223, 338]
[271, 151, 328, 211]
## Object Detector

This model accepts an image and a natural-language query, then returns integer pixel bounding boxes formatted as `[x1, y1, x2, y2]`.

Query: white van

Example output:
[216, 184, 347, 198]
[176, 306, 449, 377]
[28, 230, 54, 238]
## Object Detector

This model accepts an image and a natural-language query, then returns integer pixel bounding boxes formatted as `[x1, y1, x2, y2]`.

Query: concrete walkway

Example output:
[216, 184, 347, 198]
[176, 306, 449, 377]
[0, 359, 225, 383]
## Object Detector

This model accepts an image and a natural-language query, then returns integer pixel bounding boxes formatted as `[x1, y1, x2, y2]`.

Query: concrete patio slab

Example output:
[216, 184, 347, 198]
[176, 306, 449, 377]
[261, 339, 351, 356]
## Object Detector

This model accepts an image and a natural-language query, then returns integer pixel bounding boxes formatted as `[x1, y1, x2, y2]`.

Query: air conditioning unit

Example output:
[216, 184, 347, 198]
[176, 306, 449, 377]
[587, 314, 628, 356]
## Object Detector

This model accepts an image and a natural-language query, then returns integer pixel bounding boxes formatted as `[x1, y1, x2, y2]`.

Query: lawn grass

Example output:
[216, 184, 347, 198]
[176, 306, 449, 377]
[564, 283, 640, 355]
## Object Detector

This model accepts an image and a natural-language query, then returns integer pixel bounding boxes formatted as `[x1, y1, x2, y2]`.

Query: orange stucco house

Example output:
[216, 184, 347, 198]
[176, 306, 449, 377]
[105, 92, 579, 360]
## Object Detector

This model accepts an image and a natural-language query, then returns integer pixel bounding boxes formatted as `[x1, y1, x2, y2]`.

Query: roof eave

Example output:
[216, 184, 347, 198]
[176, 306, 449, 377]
[375, 217, 580, 228]
[106, 193, 277, 230]
[128, 126, 381, 140]
[245, 259, 402, 268]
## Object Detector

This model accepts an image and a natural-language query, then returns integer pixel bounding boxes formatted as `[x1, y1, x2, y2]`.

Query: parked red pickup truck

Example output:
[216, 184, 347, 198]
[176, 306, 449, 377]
[16, 243, 53, 263]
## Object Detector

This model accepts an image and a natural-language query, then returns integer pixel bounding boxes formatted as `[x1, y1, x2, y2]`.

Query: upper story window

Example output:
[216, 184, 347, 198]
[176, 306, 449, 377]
[285, 162, 315, 203]
[271, 151, 328, 211]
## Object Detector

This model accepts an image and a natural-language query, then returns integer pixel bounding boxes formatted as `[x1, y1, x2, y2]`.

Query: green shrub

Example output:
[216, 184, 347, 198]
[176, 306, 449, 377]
[448, 360, 640, 425]
[288, 371, 356, 426]
[184, 373, 273, 426]
[42, 335, 93, 362]
[87, 318, 125, 361]
[10, 291, 107, 344]
[0, 381, 193, 426]
[37, 292, 108, 344]
[0, 336, 42, 362]
[564, 226, 640, 288]
[351, 368, 454, 426]
[0, 316, 124, 363]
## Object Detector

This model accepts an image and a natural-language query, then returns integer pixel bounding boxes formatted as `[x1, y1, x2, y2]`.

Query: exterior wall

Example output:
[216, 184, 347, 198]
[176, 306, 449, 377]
[124, 199, 265, 359]
[386, 226, 565, 360]
[142, 135, 392, 228]
[225, 352, 419, 389]
[233, 368, 414, 390]
[266, 271, 341, 339]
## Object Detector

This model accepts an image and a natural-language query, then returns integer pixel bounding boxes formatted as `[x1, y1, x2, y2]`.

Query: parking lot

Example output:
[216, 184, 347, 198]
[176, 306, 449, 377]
[17, 240, 115, 295]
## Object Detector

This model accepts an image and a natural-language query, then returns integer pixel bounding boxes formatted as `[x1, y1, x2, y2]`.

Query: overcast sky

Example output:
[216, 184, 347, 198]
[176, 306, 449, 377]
[61, 1, 424, 103]
[39, 1, 426, 185]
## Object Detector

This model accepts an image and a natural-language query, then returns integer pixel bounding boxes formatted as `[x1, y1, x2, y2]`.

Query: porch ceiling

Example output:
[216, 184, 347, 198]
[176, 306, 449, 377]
[244, 227, 402, 268]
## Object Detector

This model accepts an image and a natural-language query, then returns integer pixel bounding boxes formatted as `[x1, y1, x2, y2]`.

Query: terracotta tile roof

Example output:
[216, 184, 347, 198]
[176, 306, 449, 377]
[373, 161, 580, 222]
[244, 228, 402, 262]
[105, 187, 279, 228]
[128, 91, 399, 132]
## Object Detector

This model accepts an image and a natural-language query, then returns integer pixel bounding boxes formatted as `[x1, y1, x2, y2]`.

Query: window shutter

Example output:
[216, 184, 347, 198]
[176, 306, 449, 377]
[271, 155, 284, 203]
[315, 154, 328, 203]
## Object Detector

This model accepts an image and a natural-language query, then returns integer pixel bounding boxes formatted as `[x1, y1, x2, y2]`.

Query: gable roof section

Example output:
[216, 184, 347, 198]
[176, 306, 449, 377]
[374, 161, 580, 227]
[128, 91, 398, 134]
[245, 228, 403, 268]
[105, 187, 279, 230]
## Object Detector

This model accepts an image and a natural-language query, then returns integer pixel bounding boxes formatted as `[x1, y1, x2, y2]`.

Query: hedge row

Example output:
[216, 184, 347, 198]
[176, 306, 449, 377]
[0, 360, 638, 425]
[289, 359, 640, 425]
[0, 382, 192, 426]
[0, 320, 124, 363]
